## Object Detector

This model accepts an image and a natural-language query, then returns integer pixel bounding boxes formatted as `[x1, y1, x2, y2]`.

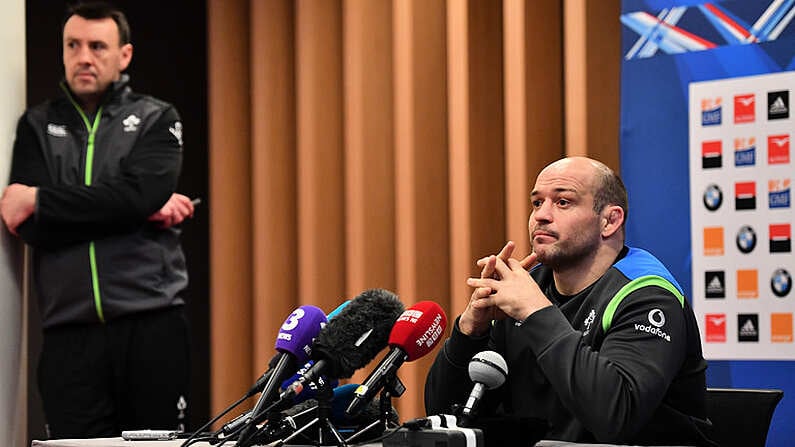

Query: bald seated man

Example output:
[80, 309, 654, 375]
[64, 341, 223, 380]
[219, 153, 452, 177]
[425, 157, 716, 446]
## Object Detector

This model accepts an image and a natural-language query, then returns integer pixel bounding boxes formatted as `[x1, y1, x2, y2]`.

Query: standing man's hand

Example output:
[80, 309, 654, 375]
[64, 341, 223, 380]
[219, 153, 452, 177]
[1, 183, 38, 236]
[148, 193, 195, 228]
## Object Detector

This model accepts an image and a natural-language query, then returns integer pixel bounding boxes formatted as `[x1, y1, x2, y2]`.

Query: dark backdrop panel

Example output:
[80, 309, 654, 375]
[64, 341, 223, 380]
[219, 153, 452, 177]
[25, 0, 209, 441]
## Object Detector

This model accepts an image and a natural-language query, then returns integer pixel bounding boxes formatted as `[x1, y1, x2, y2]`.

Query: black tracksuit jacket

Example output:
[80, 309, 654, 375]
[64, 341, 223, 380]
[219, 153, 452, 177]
[425, 247, 716, 446]
[8, 75, 187, 329]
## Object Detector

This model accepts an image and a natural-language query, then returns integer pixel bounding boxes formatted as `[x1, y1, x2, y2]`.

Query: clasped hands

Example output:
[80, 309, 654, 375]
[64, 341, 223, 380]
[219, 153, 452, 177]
[459, 241, 552, 336]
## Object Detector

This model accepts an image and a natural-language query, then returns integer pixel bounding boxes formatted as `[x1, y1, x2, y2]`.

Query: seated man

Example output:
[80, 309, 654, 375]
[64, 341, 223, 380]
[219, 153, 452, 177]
[425, 157, 715, 446]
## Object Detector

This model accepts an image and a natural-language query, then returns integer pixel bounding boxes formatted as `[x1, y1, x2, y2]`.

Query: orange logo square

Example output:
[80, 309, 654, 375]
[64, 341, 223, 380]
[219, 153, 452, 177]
[737, 269, 758, 298]
[771, 313, 793, 343]
[704, 227, 724, 256]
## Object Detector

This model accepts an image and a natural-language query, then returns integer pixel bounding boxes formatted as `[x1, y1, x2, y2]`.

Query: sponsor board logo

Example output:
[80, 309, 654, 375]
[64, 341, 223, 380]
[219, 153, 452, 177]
[702, 140, 722, 169]
[771, 268, 792, 298]
[703, 184, 723, 211]
[734, 137, 756, 167]
[736, 225, 757, 254]
[704, 227, 725, 256]
[737, 269, 758, 299]
[768, 135, 790, 165]
[768, 90, 789, 120]
[701, 98, 722, 126]
[734, 181, 756, 210]
[768, 179, 791, 209]
[769, 223, 791, 253]
[734, 94, 755, 124]
[705, 271, 725, 298]
[771, 313, 793, 343]
[705, 314, 726, 343]
[738, 314, 759, 342]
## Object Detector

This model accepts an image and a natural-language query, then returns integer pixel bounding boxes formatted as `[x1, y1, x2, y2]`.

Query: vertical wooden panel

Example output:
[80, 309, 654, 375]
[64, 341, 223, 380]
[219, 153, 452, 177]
[564, 0, 587, 158]
[343, 0, 396, 295]
[584, 0, 620, 170]
[394, 0, 449, 420]
[295, 0, 346, 312]
[448, 0, 505, 319]
[564, 0, 620, 171]
[503, 0, 564, 254]
[342, 0, 397, 398]
[208, 0, 253, 418]
[251, 1, 298, 374]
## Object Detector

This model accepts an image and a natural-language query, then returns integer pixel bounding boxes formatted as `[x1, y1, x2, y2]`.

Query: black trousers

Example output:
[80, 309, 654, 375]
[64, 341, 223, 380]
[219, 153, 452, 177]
[38, 306, 190, 439]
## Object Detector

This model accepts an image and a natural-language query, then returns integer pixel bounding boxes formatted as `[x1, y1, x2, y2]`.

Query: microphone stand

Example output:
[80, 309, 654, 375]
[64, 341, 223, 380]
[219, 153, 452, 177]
[272, 382, 346, 447]
[345, 375, 404, 444]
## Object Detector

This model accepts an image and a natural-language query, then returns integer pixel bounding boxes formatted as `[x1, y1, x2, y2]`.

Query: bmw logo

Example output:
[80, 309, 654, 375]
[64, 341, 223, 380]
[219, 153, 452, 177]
[703, 184, 722, 211]
[736, 225, 757, 254]
[771, 268, 792, 297]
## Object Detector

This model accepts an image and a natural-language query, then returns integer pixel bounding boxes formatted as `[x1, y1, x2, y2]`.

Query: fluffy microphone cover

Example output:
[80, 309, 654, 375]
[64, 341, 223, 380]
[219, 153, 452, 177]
[312, 288, 405, 378]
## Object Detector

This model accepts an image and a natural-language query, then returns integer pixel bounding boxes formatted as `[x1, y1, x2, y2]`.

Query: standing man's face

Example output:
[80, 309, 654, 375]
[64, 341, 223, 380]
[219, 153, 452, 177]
[62, 15, 132, 105]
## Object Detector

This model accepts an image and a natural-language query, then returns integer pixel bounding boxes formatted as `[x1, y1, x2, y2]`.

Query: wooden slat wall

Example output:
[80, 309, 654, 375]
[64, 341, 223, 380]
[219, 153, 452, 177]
[209, 0, 619, 422]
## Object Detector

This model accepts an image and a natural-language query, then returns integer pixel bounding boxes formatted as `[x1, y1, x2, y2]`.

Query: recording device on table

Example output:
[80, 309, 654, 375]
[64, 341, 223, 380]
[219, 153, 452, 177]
[388, 349, 548, 447]
[236, 288, 405, 447]
[383, 350, 505, 447]
[122, 429, 180, 441]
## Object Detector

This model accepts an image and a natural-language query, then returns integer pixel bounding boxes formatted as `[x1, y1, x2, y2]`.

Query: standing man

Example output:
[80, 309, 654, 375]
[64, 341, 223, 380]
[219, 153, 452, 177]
[1, 1, 194, 438]
[425, 157, 715, 446]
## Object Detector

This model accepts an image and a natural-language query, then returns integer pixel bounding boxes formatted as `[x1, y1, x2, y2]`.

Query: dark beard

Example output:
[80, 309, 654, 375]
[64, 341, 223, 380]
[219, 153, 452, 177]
[534, 237, 600, 270]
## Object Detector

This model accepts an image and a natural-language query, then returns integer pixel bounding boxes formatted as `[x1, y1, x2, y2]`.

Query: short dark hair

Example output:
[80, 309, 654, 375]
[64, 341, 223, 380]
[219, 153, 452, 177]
[592, 163, 628, 226]
[63, 1, 131, 46]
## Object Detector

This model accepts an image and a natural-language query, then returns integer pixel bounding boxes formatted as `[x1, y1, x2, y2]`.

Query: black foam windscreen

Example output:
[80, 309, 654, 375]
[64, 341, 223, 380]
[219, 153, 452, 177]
[311, 288, 405, 378]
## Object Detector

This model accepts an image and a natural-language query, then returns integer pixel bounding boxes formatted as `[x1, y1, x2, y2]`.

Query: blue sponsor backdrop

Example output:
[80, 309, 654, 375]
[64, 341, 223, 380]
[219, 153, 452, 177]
[620, 1, 795, 445]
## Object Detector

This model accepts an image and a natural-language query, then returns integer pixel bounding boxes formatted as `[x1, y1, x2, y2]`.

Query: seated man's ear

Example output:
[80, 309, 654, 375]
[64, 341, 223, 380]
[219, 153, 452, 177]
[601, 206, 624, 238]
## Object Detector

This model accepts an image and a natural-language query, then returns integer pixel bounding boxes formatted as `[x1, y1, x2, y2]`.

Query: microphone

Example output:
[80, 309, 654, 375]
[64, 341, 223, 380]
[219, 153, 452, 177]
[346, 300, 448, 417]
[326, 300, 351, 320]
[460, 350, 508, 424]
[280, 361, 339, 403]
[279, 288, 405, 401]
[244, 353, 281, 398]
[238, 305, 328, 442]
[218, 362, 336, 437]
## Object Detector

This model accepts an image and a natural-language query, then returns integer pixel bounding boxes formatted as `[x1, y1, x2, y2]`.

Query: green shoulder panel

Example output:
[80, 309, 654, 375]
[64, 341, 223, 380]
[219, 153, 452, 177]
[601, 275, 685, 333]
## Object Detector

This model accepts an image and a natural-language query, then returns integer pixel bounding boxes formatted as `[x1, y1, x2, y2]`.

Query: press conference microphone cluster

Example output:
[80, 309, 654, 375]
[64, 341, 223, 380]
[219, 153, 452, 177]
[346, 300, 448, 417]
[279, 288, 405, 402]
[232, 289, 403, 447]
[213, 301, 353, 444]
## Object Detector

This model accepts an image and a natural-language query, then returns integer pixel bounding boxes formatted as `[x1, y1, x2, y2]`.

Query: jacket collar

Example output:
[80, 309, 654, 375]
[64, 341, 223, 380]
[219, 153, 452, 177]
[58, 74, 132, 117]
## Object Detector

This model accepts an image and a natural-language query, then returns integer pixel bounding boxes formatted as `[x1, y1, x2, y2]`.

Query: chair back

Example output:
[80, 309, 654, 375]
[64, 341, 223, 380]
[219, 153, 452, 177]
[706, 387, 783, 447]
